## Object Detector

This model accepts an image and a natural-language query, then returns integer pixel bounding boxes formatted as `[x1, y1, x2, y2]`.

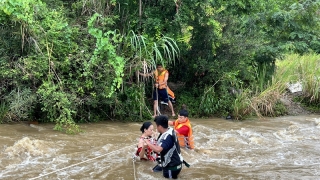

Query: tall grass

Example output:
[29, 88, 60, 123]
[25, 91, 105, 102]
[233, 53, 320, 120]
[276, 54, 320, 103]
[232, 89, 253, 120]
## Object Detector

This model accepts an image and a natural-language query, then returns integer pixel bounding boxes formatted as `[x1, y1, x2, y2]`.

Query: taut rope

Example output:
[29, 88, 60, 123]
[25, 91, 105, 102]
[29, 146, 129, 180]
[132, 155, 137, 180]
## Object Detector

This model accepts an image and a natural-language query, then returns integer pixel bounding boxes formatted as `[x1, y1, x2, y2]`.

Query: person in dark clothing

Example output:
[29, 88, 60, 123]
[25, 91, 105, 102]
[144, 115, 185, 179]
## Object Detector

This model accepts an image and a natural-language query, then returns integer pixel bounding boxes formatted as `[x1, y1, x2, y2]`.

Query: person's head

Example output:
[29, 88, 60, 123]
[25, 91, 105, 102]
[154, 115, 169, 133]
[140, 121, 154, 136]
[156, 64, 164, 72]
[178, 109, 188, 123]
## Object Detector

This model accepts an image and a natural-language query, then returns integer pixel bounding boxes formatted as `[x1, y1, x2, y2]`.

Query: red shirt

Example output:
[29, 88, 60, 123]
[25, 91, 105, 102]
[173, 121, 189, 137]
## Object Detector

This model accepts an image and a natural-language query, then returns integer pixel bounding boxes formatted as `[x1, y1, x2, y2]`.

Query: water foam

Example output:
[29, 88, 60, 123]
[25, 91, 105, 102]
[4, 137, 54, 158]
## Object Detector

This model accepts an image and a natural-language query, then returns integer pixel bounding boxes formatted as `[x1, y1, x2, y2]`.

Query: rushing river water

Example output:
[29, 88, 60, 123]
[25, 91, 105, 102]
[0, 114, 320, 180]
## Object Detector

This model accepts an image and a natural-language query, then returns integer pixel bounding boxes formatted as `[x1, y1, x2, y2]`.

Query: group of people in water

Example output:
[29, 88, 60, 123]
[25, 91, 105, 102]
[135, 107, 194, 179]
[136, 63, 193, 178]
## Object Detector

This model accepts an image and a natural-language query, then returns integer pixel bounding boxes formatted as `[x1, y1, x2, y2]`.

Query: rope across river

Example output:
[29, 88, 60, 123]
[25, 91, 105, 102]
[29, 146, 132, 180]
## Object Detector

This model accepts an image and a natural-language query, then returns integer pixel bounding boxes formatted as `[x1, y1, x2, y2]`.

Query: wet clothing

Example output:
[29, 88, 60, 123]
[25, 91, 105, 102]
[152, 164, 163, 172]
[173, 118, 195, 149]
[157, 128, 183, 179]
[173, 123, 189, 137]
[135, 137, 157, 161]
[163, 166, 182, 179]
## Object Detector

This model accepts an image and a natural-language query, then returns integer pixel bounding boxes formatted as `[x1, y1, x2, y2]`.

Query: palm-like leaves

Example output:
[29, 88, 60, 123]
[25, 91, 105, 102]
[126, 30, 180, 75]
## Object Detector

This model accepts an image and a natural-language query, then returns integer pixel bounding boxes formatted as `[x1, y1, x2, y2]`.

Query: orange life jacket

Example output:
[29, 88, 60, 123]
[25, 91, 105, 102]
[154, 69, 168, 89]
[174, 118, 195, 149]
[167, 86, 175, 99]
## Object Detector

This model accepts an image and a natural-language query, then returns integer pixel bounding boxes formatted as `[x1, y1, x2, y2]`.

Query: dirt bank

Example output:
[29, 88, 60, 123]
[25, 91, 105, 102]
[280, 92, 311, 116]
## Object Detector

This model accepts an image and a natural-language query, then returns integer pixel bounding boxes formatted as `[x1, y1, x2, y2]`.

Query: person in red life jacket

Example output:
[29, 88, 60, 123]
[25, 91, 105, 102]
[135, 122, 158, 161]
[168, 106, 195, 149]
[139, 64, 176, 118]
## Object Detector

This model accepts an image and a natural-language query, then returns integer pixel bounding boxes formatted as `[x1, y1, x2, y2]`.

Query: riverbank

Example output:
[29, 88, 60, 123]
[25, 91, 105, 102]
[280, 92, 312, 116]
[158, 88, 317, 120]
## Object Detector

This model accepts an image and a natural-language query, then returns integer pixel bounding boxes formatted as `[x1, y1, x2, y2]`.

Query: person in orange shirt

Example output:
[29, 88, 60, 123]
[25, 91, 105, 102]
[168, 107, 194, 149]
[139, 64, 176, 118]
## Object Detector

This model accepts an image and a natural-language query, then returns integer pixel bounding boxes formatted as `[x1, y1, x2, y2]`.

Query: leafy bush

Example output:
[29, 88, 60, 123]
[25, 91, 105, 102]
[0, 102, 9, 123]
[5, 88, 36, 121]
[111, 84, 151, 121]
[175, 92, 201, 118]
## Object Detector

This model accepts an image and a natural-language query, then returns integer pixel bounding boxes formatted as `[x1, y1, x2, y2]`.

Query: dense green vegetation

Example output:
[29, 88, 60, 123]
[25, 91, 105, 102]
[1, 0, 319, 133]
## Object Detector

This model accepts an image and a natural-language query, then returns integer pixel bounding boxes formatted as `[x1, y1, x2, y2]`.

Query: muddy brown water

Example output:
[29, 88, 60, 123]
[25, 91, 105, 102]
[1, 115, 320, 180]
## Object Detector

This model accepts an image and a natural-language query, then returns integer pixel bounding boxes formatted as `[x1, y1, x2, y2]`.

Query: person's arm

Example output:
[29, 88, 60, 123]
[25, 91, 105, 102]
[168, 120, 174, 126]
[139, 71, 153, 77]
[138, 139, 147, 158]
[144, 139, 163, 153]
[144, 133, 174, 153]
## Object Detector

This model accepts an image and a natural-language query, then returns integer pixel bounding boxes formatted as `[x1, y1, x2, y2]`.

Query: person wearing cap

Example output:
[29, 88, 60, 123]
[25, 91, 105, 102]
[168, 108, 194, 149]
[144, 115, 187, 179]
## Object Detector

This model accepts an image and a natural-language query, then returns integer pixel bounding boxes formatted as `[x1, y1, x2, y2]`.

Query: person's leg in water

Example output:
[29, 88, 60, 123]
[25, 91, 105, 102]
[152, 164, 163, 172]
[163, 168, 182, 179]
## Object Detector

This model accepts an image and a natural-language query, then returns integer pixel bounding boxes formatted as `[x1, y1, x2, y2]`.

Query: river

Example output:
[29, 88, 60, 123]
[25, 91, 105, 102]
[0, 115, 320, 179]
